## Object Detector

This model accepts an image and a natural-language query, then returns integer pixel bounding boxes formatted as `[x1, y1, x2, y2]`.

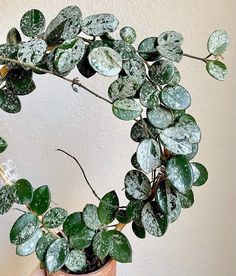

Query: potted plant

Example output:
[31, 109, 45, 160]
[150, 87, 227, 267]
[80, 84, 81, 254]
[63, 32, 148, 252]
[0, 5, 229, 276]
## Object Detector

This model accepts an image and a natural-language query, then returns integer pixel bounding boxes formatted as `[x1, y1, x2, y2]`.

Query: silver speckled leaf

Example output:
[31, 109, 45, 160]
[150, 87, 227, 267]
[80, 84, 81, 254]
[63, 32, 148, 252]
[124, 170, 151, 200]
[0, 185, 14, 214]
[65, 249, 86, 272]
[17, 38, 47, 66]
[158, 31, 184, 47]
[120, 26, 136, 44]
[36, 233, 57, 261]
[149, 60, 175, 86]
[113, 40, 136, 60]
[43, 207, 68, 229]
[53, 37, 85, 74]
[16, 229, 43, 256]
[138, 37, 161, 61]
[112, 99, 142, 120]
[147, 106, 173, 129]
[88, 47, 122, 77]
[0, 88, 21, 113]
[141, 201, 168, 237]
[82, 204, 101, 231]
[206, 60, 227, 81]
[207, 30, 230, 56]
[157, 44, 183, 63]
[20, 9, 45, 37]
[82, 13, 119, 36]
[136, 138, 161, 173]
[139, 80, 160, 109]
[178, 190, 194, 208]
[160, 121, 201, 155]
[160, 85, 191, 110]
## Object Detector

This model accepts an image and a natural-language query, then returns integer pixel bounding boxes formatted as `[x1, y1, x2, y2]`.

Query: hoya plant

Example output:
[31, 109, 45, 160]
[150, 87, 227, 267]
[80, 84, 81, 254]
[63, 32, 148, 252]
[0, 5, 229, 275]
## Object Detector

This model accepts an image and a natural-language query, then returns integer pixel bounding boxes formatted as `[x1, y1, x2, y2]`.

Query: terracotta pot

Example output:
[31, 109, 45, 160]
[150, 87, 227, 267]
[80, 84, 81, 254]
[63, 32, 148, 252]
[46, 259, 116, 276]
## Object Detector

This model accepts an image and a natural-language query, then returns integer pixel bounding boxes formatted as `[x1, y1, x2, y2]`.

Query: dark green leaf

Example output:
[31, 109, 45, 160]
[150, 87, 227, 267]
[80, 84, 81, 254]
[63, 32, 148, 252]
[46, 238, 69, 273]
[69, 227, 95, 249]
[82, 14, 119, 36]
[178, 190, 194, 208]
[6, 28, 22, 46]
[36, 233, 57, 261]
[115, 209, 130, 224]
[20, 9, 45, 37]
[0, 137, 8, 153]
[179, 114, 196, 123]
[77, 54, 96, 78]
[112, 99, 142, 120]
[132, 221, 146, 239]
[43, 207, 68, 229]
[0, 88, 21, 113]
[65, 249, 86, 272]
[29, 185, 51, 215]
[206, 60, 227, 81]
[160, 121, 201, 155]
[160, 85, 191, 110]
[166, 155, 193, 194]
[147, 106, 173, 129]
[10, 213, 39, 245]
[82, 204, 101, 230]
[131, 153, 142, 171]
[138, 37, 161, 61]
[136, 138, 161, 173]
[168, 66, 181, 86]
[98, 191, 119, 225]
[0, 185, 14, 214]
[120, 27, 136, 44]
[63, 212, 86, 236]
[149, 60, 175, 86]
[12, 179, 33, 204]
[191, 162, 208, 186]
[16, 229, 43, 256]
[141, 201, 168, 237]
[124, 170, 151, 200]
[0, 44, 18, 65]
[88, 47, 122, 77]
[207, 30, 230, 56]
[108, 230, 132, 263]
[92, 231, 111, 260]
[126, 200, 145, 225]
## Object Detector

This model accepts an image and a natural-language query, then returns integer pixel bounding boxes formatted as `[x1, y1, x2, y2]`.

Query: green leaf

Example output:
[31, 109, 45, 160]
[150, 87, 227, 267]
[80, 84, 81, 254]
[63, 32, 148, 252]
[126, 200, 145, 225]
[178, 190, 194, 208]
[46, 238, 69, 273]
[12, 179, 33, 204]
[77, 53, 96, 78]
[113, 40, 135, 60]
[141, 201, 168, 237]
[191, 162, 208, 186]
[92, 231, 111, 260]
[0, 185, 14, 214]
[139, 80, 160, 110]
[82, 13, 119, 36]
[17, 38, 47, 65]
[136, 138, 161, 173]
[147, 106, 173, 129]
[186, 143, 199, 161]
[108, 76, 139, 102]
[120, 27, 136, 44]
[132, 221, 146, 239]
[130, 118, 159, 143]
[98, 191, 119, 225]
[166, 155, 193, 194]
[88, 47, 122, 77]
[122, 56, 146, 86]
[179, 114, 196, 123]
[0, 137, 8, 153]
[6, 28, 22, 46]
[63, 212, 86, 236]
[6, 67, 35, 95]
[112, 99, 142, 120]
[115, 209, 130, 224]
[0, 88, 21, 113]
[158, 31, 184, 47]
[160, 85, 191, 110]
[65, 249, 87, 272]
[157, 44, 183, 62]
[138, 37, 161, 61]
[0, 44, 18, 65]
[10, 213, 39, 245]
[20, 9, 45, 37]
[149, 60, 175, 86]
[82, 204, 101, 230]
[207, 30, 230, 56]
[131, 153, 142, 171]
[108, 230, 132, 263]
[206, 60, 227, 81]
[156, 180, 181, 223]
[36, 233, 57, 261]
[43, 207, 68, 229]
[29, 185, 51, 215]
[168, 66, 181, 86]
[16, 229, 43, 256]
[160, 121, 201, 155]
[124, 170, 151, 200]
[53, 37, 86, 74]
[69, 227, 95, 249]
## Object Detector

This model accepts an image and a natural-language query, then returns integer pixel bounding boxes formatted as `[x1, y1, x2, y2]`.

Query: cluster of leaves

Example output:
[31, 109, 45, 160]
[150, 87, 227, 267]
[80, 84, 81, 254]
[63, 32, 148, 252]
[0, 4, 229, 275]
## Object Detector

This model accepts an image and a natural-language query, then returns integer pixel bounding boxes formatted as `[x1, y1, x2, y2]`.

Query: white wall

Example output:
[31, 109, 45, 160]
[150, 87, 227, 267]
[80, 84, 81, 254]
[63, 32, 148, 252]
[0, 1, 235, 275]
